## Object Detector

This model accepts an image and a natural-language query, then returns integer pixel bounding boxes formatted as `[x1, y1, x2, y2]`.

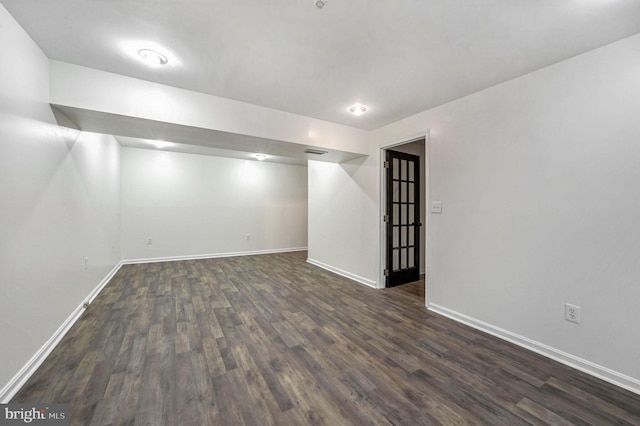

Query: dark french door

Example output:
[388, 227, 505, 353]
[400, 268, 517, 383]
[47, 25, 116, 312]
[385, 150, 421, 287]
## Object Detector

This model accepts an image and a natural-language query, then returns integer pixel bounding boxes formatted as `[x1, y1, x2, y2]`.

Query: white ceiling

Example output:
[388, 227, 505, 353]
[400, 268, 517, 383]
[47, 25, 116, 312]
[3, 0, 640, 131]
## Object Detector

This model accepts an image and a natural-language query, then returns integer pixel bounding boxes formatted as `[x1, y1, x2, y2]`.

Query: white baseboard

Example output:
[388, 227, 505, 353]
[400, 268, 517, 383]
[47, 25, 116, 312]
[306, 258, 377, 288]
[428, 303, 640, 396]
[122, 247, 308, 265]
[0, 262, 124, 403]
[85, 263, 123, 305]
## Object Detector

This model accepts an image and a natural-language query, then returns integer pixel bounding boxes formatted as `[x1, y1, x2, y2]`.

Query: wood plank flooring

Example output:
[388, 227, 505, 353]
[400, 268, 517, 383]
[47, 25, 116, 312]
[12, 251, 640, 425]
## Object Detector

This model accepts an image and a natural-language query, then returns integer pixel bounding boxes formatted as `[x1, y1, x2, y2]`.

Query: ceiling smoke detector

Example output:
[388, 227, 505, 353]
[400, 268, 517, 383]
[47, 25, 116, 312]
[315, 0, 327, 8]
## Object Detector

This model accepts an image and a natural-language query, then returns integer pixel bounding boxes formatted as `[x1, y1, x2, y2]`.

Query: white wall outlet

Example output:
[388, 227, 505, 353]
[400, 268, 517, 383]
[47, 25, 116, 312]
[147, 237, 153, 245]
[565, 303, 581, 324]
[246, 234, 251, 241]
[431, 201, 442, 214]
[84, 256, 89, 270]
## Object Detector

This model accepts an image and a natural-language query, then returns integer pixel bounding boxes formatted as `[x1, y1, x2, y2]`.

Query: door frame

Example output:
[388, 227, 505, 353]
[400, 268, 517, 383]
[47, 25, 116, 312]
[378, 131, 431, 305]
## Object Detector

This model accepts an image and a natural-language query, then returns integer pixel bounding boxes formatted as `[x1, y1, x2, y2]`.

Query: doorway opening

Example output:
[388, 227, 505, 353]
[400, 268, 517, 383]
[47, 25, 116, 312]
[381, 137, 427, 295]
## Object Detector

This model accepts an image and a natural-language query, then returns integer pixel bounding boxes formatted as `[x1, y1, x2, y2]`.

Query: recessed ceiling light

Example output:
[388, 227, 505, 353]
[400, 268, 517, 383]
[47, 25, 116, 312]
[348, 104, 367, 116]
[254, 153, 268, 161]
[138, 49, 168, 65]
[121, 40, 180, 67]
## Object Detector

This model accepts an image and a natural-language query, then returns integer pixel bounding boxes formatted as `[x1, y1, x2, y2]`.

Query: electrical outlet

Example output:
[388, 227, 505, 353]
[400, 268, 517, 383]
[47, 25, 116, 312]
[431, 201, 442, 214]
[84, 256, 89, 270]
[565, 303, 581, 324]
[147, 237, 153, 245]
[246, 234, 251, 241]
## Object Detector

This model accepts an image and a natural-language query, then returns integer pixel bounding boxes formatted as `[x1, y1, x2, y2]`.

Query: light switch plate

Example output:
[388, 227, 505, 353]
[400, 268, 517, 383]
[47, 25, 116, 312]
[431, 201, 442, 214]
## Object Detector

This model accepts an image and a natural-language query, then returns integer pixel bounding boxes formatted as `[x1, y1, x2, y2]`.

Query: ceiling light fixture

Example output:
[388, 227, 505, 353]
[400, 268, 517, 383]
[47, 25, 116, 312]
[254, 153, 268, 161]
[138, 48, 168, 65]
[315, 0, 327, 8]
[348, 104, 367, 116]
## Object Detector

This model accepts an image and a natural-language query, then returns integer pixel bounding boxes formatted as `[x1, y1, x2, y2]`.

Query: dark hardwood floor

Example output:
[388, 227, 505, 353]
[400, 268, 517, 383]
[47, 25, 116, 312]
[13, 251, 640, 425]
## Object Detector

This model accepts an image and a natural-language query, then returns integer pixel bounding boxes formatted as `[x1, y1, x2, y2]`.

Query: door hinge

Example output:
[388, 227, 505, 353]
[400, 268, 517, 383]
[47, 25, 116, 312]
[384, 214, 389, 223]
[384, 161, 390, 169]
[384, 269, 389, 276]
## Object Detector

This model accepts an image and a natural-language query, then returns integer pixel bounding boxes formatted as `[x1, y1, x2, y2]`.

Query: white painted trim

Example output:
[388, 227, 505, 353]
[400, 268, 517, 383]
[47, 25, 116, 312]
[0, 262, 124, 403]
[85, 263, 123, 305]
[306, 258, 377, 288]
[428, 303, 640, 396]
[424, 131, 432, 308]
[376, 146, 387, 289]
[122, 247, 308, 265]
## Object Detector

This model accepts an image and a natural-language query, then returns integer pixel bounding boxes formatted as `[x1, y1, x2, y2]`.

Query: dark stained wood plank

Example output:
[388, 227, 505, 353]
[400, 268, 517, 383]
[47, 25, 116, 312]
[517, 397, 577, 426]
[10, 251, 640, 425]
[545, 376, 640, 424]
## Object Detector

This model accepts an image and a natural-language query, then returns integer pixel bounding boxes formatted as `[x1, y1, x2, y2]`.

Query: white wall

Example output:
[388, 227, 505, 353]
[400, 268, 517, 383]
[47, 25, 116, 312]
[308, 158, 378, 287]
[0, 4, 121, 395]
[121, 147, 307, 260]
[369, 34, 640, 389]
